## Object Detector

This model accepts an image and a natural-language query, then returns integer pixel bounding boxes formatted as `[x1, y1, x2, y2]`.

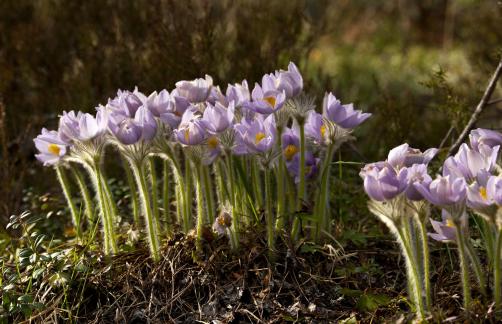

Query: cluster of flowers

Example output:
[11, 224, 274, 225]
[34, 62, 371, 261]
[360, 128, 502, 318]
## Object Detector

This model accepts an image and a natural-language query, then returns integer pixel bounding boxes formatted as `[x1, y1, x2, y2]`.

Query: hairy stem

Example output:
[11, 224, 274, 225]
[55, 165, 81, 241]
[130, 160, 160, 262]
[123, 156, 140, 226]
[455, 225, 472, 311]
[418, 219, 432, 310]
[70, 165, 95, 225]
[225, 153, 239, 250]
[264, 168, 275, 259]
[202, 165, 215, 224]
[465, 238, 487, 298]
[494, 228, 502, 310]
[148, 156, 160, 232]
[162, 160, 172, 235]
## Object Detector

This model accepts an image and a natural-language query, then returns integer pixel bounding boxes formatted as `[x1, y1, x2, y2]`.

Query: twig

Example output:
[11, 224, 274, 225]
[487, 97, 502, 106]
[445, 57, 502, 157]
[438, 126, 455, 151]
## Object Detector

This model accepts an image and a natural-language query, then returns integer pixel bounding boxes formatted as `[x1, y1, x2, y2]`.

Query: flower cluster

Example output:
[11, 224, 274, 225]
[34, 62, 371, 261]
[360, 128, 502, 317]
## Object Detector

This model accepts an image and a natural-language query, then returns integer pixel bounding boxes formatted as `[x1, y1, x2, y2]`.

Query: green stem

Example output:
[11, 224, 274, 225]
[93, 164, 117, 254]
[195, 164, 205, 255]
[184, 155, 193, 231]
[454, 224, 472, 311]
[202, 165, 215, 224]
[70, 165, 95, 225]
[225, 153, 239, 250]
[418, 219, 432, 310]
[131, 160, 160, 262]
[251, 159, 263, 209]
[214, 161, 228, 206]
[465, 238, 487, 297]
[123, 156, 140, 226]
[55, 165, 81, 241]
[264, 168, 275, 259]
[397, 224, 426, 319]
[148, 156, 160, 232]
[297, 122, 306, 211]
[314, 143, 336, 241]
[162, 160, 172, 235]
[275, 127, 286, 231]
[494, 228, 502, 310]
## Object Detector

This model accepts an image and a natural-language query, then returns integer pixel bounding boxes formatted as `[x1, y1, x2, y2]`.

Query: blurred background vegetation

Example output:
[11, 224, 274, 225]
[0, 0, 501, 227]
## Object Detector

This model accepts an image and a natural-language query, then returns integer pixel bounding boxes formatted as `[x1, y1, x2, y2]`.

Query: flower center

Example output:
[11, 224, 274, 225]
[320, 124, 326, 138]
[48, 144, 61, 156]
[255, 132, 266, 144]
[446, 219, 455, 227]
[479, 187, 488, 200]
[184, 129, 190, 142]
[207, 136, 219, 149]
[284, 144, 298, 161]
[263, 96, 276, 108]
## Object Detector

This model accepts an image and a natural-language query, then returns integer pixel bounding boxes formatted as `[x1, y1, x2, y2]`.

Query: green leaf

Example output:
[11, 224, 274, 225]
[17, 294, 34, 304]
[356, 293, 392, 312]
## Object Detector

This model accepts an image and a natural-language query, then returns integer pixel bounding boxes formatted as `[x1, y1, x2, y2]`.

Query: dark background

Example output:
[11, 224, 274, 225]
[1, 0, 501, 224]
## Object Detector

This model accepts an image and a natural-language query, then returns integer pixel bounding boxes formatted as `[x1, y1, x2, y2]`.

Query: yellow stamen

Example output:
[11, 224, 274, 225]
[207, 136, 219, 150]
[263, 96, 276, 108]
[284, 144, 299, 161]
[480, 187, 488, 200]
[184, 129, 190, 142]
[446, 219, 455, 227]
[255, 132, 266, 144]
[320, 124, 326, 138]
[48, 144, 61, 156]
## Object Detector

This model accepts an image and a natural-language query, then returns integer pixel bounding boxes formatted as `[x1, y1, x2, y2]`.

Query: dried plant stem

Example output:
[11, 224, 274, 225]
[55, 165, 81, 241]
[446, 57, 502, 157]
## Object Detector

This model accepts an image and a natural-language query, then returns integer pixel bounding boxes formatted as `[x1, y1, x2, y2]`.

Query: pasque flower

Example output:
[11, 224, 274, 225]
[469, 128, 502, 151]
[304, 111, 326, 145]
[287, 151, 320, 183]
[265, 62, 303, 98]
[404, 164, 432, 201]
[281, 126, 300, 161]
[387, 143, 438, 169]
[245, 82, 286, 115]
[322, 92, 371, 129]
[108, 106, 157, 145]
[175, 75, 213, 103]
[173, 106, 207, 145]
[362, 163, 408, 201]
[234, 114, 276, 153]
[443, 143, 499, 182]
[487, 175, 502, 206]
[429, 210, 457, 242]
[226, 80, 250, 107]
[34, 128, 68, 166]
[201, 101, 235, 134]
[414, 175, 467, 207]
[59, 110, 108, 143]
[108, 88, 146, 117]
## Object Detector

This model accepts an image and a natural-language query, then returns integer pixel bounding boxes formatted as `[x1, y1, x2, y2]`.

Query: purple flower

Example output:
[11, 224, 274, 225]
[245, 82, 286, 115]
[443, 143, 499, 182]
[362, 163, 408, 201]
[146, 90, 171, 117]
[158, 92, 190, 129]
[173, 106, 207, 145]
[34, 128, 68, 166]
[429, 210, 456, 242]
[469, 128, 502, 151]
[304, 111, 326, 145]
[108, 106, 157, 145]
[404, 164, 432, 201]
[487, 176, 502, 205]
[107, 88, 146, 117]
[282, 127, 300, 161]
[175, 75, 213, 103]
[322, 92, 371, 129]
[234, 114, 276, 153]
[387, 143, 438, 169]
[204, 135, 222, 164]
[201, 101, 235, 134]
[59, 110, 108, 142]
[414, 175, 467, 206]
[270, 62, 303, 98]
[226, 80, 251, 107]
[286, 151, 320, 183]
